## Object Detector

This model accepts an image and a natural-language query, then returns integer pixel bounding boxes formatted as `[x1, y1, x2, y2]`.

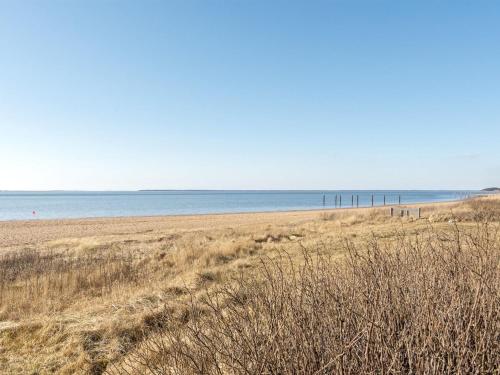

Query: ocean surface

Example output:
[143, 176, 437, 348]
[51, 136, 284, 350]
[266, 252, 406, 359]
[0, 190, 481, 221]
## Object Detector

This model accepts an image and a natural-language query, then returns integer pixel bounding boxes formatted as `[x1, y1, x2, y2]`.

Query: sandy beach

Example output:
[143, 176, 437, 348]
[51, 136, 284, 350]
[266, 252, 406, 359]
[0, 200, 460, 249]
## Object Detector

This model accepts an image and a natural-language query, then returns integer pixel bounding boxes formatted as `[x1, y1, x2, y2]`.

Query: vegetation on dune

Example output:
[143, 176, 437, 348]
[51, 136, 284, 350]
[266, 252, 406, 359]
[110, 222, 499, 374]
[0, 197, 498, 374]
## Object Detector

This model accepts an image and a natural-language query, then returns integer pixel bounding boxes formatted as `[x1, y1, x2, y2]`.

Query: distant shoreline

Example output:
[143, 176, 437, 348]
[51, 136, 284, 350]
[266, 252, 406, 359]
[0, 190, 486, 222]
[0, 189, 484, 193]
[0, 197, 467, 225]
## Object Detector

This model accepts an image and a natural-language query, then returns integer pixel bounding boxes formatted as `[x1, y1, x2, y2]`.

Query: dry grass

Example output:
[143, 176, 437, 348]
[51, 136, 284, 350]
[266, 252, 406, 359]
[0, 196, 499, 374]
[0, 248, 145, 319]
[109, 222, 499, 374]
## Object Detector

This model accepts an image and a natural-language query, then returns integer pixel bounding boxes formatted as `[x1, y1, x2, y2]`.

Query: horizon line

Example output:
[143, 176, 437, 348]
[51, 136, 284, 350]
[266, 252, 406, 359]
[0, 188, 488, 193]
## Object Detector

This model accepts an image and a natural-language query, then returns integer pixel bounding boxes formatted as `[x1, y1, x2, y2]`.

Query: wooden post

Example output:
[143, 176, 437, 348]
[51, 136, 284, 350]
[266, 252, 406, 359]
[398, 195, 401, 205]
[323, 194, 325, 207]
[383, 195, 386, 206]
[335, 195, 337, 207]
[356, 195, 359, 207]
[390, 207, 394, 216]
[340, 195, 342, 207]
[351, 195, 354, 207]
[371, 194, 374, 207]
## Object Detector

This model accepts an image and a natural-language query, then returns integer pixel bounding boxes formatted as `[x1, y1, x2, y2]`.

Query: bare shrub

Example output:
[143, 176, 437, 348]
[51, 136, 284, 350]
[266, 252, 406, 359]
[110, 223, 500, 374]
[467, 198, 500, 222]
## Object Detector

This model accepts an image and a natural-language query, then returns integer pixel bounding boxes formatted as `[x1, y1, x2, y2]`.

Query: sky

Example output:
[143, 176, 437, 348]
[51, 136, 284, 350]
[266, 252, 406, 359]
[1, 0, 499, 191]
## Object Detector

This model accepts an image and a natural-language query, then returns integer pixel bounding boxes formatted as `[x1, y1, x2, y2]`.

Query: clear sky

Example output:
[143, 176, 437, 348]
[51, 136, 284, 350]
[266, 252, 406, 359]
[1, 0, 499, 190]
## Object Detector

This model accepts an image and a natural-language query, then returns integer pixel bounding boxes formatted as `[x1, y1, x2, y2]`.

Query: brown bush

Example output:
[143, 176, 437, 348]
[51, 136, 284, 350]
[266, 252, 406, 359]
[110, 223, 499, 374]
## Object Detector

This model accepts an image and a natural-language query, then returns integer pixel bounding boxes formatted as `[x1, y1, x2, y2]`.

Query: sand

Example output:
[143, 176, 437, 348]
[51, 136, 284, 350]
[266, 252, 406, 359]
[0, 200, 459, 249]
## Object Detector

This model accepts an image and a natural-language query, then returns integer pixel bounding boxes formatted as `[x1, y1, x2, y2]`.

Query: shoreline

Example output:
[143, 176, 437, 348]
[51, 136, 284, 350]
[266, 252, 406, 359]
[0, 197, 468, 225]
[0, 198, 466, 248]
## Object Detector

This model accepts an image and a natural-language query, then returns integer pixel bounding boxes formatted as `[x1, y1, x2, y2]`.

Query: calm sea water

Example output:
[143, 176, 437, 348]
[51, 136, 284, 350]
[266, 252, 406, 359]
[0, 190, 481, 221]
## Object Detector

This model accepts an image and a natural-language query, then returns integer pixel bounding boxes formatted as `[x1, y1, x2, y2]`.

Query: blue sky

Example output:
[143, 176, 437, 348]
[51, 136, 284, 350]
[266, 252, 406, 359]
[1, 0, 499, 190]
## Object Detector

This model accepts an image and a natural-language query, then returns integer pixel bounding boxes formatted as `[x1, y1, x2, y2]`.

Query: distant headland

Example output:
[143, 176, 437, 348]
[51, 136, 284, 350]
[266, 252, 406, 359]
[482, 187, 500, 192]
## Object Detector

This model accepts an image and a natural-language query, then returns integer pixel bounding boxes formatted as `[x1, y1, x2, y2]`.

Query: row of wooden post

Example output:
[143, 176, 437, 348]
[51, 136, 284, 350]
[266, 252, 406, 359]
[323, 194, 402, 208]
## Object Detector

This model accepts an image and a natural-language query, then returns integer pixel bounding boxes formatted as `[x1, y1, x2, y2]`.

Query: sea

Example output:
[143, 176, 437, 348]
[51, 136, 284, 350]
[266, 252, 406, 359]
[0, 190, 483, 221]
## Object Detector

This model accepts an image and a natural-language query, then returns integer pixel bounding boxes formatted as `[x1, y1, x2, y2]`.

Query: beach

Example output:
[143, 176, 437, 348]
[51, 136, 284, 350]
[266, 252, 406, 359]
[0, 199, 461, 249]
[0, 196, 498, 374]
